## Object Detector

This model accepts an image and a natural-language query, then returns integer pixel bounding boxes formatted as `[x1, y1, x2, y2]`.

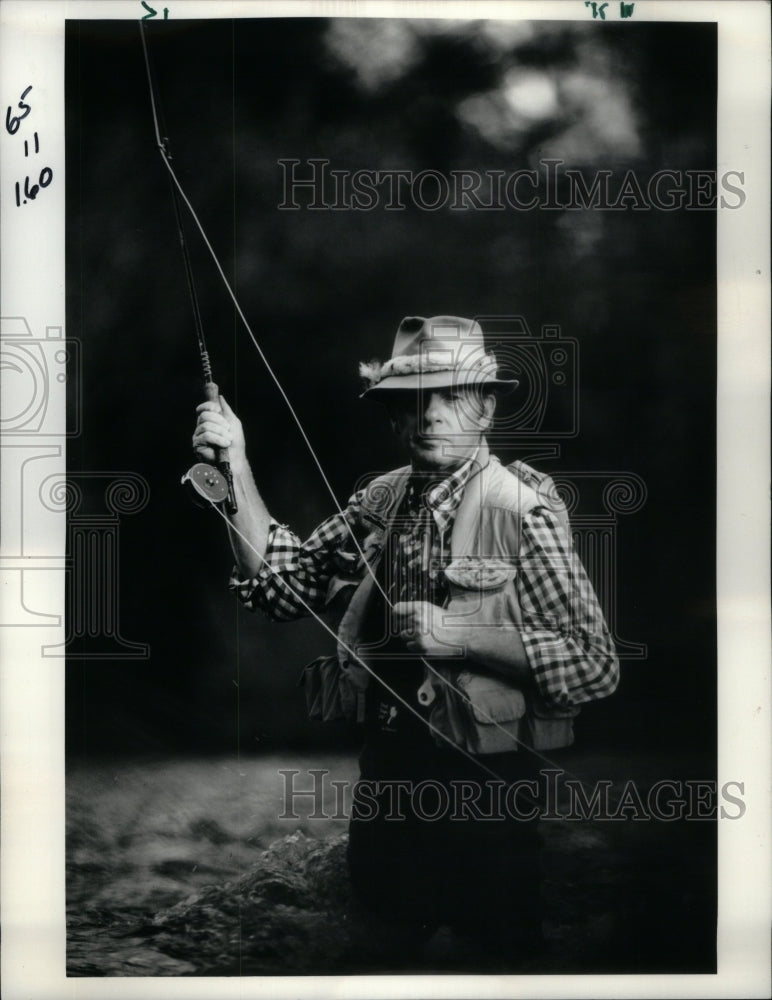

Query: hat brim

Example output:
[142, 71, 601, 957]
[360, 371, 518, 399]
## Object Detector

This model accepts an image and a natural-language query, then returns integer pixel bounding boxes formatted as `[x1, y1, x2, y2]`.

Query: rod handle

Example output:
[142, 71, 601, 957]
[203, 381, 229, 460]
[204, 379, 221, 404]
[203, 381, 238, 514]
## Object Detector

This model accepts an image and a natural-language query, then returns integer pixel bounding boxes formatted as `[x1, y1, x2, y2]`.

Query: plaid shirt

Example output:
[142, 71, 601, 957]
[230, 455, 618, 706]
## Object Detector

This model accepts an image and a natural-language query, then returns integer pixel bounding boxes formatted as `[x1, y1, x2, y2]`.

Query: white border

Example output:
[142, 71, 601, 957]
[1, 1, 769, 998]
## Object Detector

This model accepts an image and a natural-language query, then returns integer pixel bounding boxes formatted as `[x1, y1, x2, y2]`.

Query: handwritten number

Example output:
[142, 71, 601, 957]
[24, 175, 39, 200]
[140, 1, 169, 18]
[8, 86, 51, 206]
[14, 168, 51, 206]
[584, 1, 609, 19]
[5, 84, 32, 135]
[584, 0, 633, 17]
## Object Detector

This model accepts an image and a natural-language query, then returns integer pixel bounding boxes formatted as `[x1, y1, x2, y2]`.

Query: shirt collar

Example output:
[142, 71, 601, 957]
[406, 445, 489, 532]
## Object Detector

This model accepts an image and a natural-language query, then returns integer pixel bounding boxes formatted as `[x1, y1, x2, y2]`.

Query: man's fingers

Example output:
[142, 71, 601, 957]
[193, 409, 233, 451]
[394, 602, 431, 623]
[196, 413, 230, 433]
[394, 602, 427, 640]
[194, 430, 231, 449]
[195, 412, 231, 436]
[392, 602, 415, 625]
[193, 395, 246, 468]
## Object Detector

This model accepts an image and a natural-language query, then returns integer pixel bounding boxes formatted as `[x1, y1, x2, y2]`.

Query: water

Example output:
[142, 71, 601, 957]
[66, 750, 717, 976]
[66, 753, 355, 975]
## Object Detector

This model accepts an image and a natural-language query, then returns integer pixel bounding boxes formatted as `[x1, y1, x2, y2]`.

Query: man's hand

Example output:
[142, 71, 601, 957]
[392, 601, 464, 658]
[192, 396, 247, 473]
[191, 395, 272, 577]
[393, 599, 531, 680]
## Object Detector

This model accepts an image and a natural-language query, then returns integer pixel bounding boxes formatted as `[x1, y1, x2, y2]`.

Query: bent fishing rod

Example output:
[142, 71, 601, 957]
[137, 17, 575, 774]
[139, 19, 236, 515]
[136, 20, 617, 795]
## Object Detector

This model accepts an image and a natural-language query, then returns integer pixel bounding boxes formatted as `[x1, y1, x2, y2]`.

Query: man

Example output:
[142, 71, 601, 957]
[192, 315, 619, 965]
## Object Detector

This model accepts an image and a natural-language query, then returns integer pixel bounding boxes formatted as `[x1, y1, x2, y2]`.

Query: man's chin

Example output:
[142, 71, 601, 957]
[409, 441, 464, 471]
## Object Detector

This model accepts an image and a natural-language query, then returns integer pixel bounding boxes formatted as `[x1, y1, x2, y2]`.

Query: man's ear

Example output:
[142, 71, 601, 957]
[479, 392, 496, 432]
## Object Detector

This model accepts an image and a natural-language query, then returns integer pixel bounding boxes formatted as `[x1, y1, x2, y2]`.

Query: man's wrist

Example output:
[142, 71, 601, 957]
[430, 619, 467, 657]
[226, 453, 249, 479]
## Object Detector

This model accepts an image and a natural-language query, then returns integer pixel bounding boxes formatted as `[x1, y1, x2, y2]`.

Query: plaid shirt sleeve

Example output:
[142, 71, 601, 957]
[228, 493, 365, 621]
[518, 508, 620, 707]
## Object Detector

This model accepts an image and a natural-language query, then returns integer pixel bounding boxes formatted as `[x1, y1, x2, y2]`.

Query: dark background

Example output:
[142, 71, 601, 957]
[65, 18, 717, 762]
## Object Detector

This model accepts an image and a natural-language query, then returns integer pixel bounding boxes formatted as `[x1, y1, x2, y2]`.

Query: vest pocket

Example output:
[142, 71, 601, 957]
[300, 655, 347, 722]
[300, 655, 366, 723]
[444, 556, 516, 591]
[522, 693, 580, 750]
[430, 668, 527, 755]
[459, 671, 527, 754]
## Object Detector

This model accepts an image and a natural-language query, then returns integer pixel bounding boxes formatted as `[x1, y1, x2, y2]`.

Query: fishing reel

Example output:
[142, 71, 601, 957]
[181, 460, 235, 510]
[183, 380, 238, 514]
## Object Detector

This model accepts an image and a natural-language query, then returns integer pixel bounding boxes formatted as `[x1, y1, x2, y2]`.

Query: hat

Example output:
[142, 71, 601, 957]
[359, 315, 518, 398]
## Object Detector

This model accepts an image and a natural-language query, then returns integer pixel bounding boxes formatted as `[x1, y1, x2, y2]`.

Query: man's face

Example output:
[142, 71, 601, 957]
[386, 387, 495, 472]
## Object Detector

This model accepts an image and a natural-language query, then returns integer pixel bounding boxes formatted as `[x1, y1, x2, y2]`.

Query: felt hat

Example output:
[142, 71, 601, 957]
[359, 315, 518, 398]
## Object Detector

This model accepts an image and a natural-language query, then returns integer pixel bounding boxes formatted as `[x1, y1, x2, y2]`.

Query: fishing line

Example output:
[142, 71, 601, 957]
[211, 502, 557, 815]
[139, 20, 612, 785]
[212, 502, 628, 816]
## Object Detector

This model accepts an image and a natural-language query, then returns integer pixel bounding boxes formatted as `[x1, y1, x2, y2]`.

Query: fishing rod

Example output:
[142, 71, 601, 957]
[136, 17, 569, 771]
[173, 158, 238, 515]
[135, 19, 619, 794]
[138, 19, 237, 515]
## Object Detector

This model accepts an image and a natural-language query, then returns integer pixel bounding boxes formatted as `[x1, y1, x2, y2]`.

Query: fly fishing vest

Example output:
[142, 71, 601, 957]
[301, 450, 580, 753]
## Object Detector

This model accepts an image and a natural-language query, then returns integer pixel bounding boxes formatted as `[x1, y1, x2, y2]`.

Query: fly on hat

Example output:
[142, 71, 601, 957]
[359, 315, 518, 398]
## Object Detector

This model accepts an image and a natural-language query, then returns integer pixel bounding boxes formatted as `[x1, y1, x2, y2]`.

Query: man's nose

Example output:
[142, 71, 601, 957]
[420, 392, 444, 423]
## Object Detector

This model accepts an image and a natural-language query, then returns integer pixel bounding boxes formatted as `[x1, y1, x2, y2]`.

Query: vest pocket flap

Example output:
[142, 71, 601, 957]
[457, 671, 527, 724]
[444, 557, 516, 591]
[528, 691, 580, 719]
